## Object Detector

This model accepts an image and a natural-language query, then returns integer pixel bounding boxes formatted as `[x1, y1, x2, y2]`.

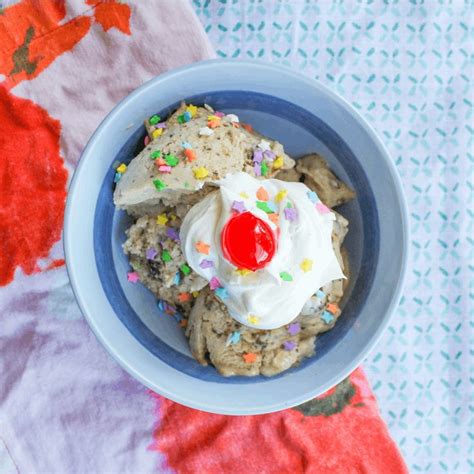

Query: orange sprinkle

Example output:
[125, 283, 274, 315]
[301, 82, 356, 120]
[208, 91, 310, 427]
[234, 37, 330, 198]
[195, 241, 210, 255]
[243, 353, 257, 364]
[232, 122, 240, 128]
[184, 148, 196, 162]
[242, 124, 253, 132]
[327, 303, 340, 315]
[155, 158, 166, 166]
[256, 186, 269, 201]
[179, 319, 188, 328]
[268, 213, 279, 225]
[178, 292, 191, 302]
[208, 119, 221, 129]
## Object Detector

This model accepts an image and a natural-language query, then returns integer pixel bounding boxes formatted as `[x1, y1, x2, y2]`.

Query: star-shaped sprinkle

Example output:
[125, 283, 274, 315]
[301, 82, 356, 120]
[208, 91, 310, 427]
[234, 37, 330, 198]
[180, 263, 191, 275]
[127, 271, 139, 283]
[152, 129, 163, 139]
[150, 150, 162, 160]
[184, 149, 196, 162]
[280, 271, 293, 282]
[149, 114, 160, 125]
[195, 241, 210, 254]
[232, 200, 246, 213]
[161, 250, 172, 262]
[307, 191, 319, 203]
[178, 292, 191, 302]
[258, 139, 271, 152]
[199, 259, 214, 269]
[116, 163, 127, 173]
[284, 207, 298, 222]
[156, 214, 168, 226]
[321, 311, 334, 324]
[253, 149, 263, 164]
[247, 315, 259, 325]
[193, 167, 209, 179]
[275, 189, 288, 202]
[153, 178, 166, 191]
[326, 303, 340, 315]
[300, 258, 313, 273]
[256, 186, 269, 201]
[273, 156, 284, 169]
[146, 247, 158, 260]
[316, 202, 331, 214]
[236, 268, 252, 276]
[165, 154, 179, 167]
[210, 276, 222, 290]
[243, 353, 257, 363]
[166, 228, 180, 241]
[283, 341, 297, 351]
[226, 331, 241, 346]
[215, 287, 228, 300]
[186, 104, 197, 117]
[288, 322, 301, 335]
[208, 119, 221, 129]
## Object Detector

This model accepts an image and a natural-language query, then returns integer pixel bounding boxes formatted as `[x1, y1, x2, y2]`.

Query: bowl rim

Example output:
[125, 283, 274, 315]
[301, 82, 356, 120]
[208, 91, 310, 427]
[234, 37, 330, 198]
[64, 58, 409, 415]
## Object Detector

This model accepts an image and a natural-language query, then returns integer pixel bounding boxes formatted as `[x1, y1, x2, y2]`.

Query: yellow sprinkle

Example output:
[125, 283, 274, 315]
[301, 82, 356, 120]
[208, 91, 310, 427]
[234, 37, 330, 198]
[275, 189, 288, 202]
[207, 115, 220, 121]
[273, 156, 284, 169]
[186, 104, 198, 117]
[170, 213, 177, 221]
[116, 163, 127, 173]
[300, 258, 313, 273]
[156, 214, 168, 226]
[193, 167, 209, 179]
[192, 291, 200, 298]
[247, 315, 259, 325]
[152, 128, 163, 139]
[236, 268, 252, 276]
[239, 192, 249, 199]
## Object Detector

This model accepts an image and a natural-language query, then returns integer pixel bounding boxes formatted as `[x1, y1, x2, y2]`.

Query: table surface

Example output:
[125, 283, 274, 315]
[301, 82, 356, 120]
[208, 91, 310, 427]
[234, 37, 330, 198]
[194, 1, 473, 472]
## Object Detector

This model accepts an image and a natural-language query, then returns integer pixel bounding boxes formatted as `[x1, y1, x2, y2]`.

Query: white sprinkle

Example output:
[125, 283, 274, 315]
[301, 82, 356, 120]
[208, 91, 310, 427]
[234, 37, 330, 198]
[199, 126, 214, 136]
[258, 139, 271, 152]
[225, 113, 240, 123]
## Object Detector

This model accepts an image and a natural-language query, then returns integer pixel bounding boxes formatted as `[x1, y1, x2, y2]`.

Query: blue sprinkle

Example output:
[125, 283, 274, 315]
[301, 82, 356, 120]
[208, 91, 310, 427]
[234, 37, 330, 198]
[157, 300, 165, 312]
[226, 331, 241, 346]
[183, 111, 192, 122]
[174, 272, 181, 286]
[267, 201, 277, 213]
[182, 142, 192, 149]
[307, 191, 319, 203]
[173, 312, 183, 323]
[321, 310, 334, 324]
[215, 287, 228, 300]
[315, 290, 325, 299]
[114, 172, 122, 183]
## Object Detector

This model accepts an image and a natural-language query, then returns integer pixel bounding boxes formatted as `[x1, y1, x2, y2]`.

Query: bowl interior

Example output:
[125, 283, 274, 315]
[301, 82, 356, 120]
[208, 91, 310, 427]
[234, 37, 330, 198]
[94, 90, 379, 384]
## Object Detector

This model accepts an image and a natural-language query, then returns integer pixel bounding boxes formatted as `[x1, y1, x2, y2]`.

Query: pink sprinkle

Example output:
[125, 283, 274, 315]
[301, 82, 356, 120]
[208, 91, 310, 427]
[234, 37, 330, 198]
[287, 322, 301, 336]
[316, 202, 331, 214]
[127, 271, 139, 283]
[144, 136, 150, 146]
[215, 111, 225, 118]
[210, 276, 222, 290]
[158, 165, 172, 173]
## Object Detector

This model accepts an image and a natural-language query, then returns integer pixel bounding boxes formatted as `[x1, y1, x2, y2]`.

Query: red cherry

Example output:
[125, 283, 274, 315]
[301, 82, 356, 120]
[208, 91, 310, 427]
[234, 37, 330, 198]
[221, 212, 276, 271]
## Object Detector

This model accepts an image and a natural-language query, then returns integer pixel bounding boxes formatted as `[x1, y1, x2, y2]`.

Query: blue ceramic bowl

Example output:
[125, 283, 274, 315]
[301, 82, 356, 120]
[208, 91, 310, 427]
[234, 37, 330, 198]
[65, 59, 408, 415]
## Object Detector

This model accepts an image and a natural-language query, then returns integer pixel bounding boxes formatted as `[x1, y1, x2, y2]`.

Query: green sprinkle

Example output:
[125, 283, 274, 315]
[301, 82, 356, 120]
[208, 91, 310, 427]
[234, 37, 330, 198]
[149, 114, 160, 125]
[177, 114, 185, 124]
[150, 150, 162, 160]
[286, 202, 292, 208]
[184, 181, 190, 189]
[153, 179, 166, 191]
[280, 271, 293, 282]
[180, 263, 191, 275]
[161, 250, 172, 262]
[256, 201, 274, 214]
[165, 154, 179, 167]
[261, 161, 269, 176]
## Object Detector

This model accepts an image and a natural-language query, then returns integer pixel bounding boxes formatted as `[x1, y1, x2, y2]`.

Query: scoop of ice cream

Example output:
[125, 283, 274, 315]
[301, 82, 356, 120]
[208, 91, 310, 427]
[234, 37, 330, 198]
[180, 172, 344, 329]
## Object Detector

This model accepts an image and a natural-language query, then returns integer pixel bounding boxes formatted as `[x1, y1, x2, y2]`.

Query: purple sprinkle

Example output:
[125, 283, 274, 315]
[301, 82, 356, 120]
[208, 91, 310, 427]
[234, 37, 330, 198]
[156, 123, 167, 129]
[283, 340, 297, 351]
[284, 207, 298, 222]
[264, 149, 276, 161]
[232, 200, 246, 213]
[199, 259, 214, 269]
[146, 247, 158, 260]
[287, 322, 301, 336]
[215, 111, 225, 118]
[210, 276, 222, 290]
[254, 162, 262, 176]
[253, 149, 263, 164]
[166, 228, 180, 241]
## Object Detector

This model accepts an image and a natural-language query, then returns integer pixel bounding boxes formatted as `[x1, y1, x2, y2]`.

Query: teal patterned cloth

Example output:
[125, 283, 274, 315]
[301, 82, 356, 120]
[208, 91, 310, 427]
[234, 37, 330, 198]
[194, 1, 473, 472]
